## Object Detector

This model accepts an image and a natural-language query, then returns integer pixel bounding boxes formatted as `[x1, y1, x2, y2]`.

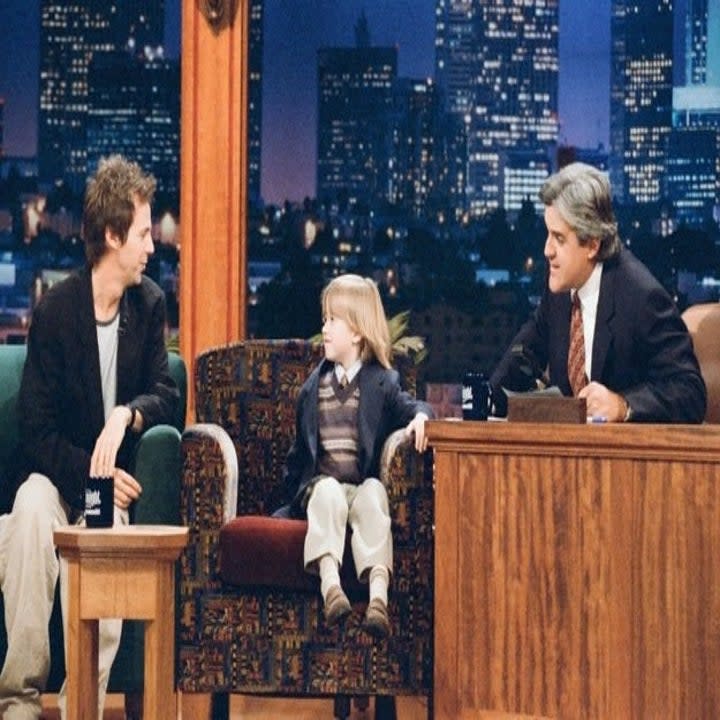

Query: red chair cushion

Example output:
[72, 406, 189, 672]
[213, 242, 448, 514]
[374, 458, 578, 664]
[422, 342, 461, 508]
[219, 516, 364, 595]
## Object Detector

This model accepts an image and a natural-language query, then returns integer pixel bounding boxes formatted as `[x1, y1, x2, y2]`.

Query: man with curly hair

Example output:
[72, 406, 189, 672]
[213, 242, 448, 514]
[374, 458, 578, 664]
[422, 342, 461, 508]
[0, 155, 179, 718]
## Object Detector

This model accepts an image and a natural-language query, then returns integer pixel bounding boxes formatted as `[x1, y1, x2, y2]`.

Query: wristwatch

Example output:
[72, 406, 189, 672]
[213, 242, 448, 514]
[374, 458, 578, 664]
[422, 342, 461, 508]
[623, 398, 633, 422]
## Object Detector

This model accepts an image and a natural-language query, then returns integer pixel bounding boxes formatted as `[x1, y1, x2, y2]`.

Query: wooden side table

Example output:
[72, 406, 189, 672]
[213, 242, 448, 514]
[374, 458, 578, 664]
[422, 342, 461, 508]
[54, 524, 188, 720]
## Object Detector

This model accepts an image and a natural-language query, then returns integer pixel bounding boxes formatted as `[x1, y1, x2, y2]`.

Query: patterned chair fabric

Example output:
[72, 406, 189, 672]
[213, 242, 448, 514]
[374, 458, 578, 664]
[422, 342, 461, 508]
[177, 339, 433, 706]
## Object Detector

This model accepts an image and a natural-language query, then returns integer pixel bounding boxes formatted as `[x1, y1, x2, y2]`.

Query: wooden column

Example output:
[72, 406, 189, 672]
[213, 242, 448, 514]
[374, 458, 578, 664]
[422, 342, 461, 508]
[180, 0, 248, 408]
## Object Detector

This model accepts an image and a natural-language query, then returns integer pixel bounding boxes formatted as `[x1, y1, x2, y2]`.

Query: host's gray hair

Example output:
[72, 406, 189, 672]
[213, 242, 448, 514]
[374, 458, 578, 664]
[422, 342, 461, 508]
[539, 162, 621, 261]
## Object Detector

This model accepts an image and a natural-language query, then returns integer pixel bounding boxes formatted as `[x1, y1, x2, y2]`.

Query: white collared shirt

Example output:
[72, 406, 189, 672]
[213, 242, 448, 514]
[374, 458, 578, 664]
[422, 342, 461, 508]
[335, 359, 362, 386]
[573, 261, 603, 380]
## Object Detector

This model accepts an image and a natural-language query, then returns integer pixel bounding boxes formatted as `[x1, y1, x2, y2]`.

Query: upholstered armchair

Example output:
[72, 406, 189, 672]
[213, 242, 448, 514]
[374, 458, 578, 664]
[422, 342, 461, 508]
[0, 345, 187, 720]
[681, 302, 720, 422]
[177, 339, 433, 719]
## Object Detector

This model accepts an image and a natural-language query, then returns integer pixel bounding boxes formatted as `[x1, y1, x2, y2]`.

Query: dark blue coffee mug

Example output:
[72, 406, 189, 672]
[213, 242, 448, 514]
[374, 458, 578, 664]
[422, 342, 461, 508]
[462, 372, 493, 421]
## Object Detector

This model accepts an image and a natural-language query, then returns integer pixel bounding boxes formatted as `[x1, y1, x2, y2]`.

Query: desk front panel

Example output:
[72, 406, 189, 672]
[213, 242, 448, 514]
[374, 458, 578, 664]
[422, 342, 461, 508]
[430, 421, 720, 720]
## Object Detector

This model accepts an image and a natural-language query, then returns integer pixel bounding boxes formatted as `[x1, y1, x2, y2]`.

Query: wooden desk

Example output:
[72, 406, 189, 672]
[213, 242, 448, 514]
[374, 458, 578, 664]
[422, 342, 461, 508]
[54, 525, 188, 720]
[428, 420, 720, 720]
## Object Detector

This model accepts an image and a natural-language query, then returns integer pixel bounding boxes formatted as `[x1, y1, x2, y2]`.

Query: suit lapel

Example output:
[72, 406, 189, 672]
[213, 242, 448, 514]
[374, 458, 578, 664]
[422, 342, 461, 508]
[358, 366, 382, 473]
[116, 291, 133, 404]
[591, 262, 617, 382]
[303, 366, 320, 464]
[559, 292, 572, 365]
[77, 269, 105, 433]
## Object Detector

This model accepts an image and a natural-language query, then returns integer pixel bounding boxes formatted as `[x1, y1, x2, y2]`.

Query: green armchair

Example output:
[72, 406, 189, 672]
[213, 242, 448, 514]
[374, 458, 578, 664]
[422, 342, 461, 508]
[0, 344, 187, 718]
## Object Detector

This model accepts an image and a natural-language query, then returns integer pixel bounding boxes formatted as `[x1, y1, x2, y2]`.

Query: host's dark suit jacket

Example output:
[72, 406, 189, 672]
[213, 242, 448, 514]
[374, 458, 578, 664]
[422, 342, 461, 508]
[490, 248, 706, 422]
[276, 359, 433, 518]
[10, 266, 178, 511]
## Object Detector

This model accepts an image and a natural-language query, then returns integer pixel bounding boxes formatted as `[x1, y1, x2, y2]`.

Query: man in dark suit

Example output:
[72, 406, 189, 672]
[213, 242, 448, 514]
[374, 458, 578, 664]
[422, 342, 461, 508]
[490, 162, 706, 423]
[0, 155, 178, 718]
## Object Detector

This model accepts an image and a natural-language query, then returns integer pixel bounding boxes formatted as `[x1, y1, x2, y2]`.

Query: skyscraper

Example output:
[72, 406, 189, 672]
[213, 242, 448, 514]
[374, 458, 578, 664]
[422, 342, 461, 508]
[38, 0, 165, 193]
[390, 78, 443, 219]
[0, 97, 4, 159]
[248, 0, 264, 207]
[610, 0, 674, 205]
[435, 0, 559, 217]
[434, 0, 475, 215]
[114, 0, 165, 53]
[669, 0, 720, 223]
[434, 0, 476, 117]
[684, 0, 720, 85]
[316, 44, 397, 209]
[86, 49, 180, 205]
[503, 150, 552, 215]
[666, 127, 717, 222]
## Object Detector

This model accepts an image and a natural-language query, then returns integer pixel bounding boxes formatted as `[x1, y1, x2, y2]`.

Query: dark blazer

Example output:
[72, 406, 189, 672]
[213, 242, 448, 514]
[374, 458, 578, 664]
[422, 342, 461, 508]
[275, 359, 433, 518]
[11, 266, 178, 511]
[490, 248, 706, 422]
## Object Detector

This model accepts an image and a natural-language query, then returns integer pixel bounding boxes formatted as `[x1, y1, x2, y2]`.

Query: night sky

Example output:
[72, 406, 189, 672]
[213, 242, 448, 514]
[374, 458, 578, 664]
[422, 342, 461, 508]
[0, 0, 611, 204]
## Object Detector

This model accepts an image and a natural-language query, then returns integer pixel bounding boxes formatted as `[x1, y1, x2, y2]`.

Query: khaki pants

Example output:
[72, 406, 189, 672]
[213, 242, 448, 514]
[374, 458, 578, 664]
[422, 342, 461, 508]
[0, 473, 125, 720]
[304, 476, 393, 580]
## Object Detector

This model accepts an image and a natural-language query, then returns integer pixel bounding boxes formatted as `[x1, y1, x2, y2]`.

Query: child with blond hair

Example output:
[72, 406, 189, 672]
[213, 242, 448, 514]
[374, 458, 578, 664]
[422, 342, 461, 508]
[275, 274, 432, 638]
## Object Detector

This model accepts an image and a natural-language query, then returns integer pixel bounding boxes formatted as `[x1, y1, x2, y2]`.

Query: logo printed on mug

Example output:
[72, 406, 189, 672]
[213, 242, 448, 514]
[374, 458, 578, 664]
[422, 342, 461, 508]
[85, 476, 114, 528]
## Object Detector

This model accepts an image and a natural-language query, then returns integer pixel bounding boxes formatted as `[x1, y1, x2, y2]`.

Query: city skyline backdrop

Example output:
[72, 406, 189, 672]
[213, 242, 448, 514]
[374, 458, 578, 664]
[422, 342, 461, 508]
[1, 0, 611, 204]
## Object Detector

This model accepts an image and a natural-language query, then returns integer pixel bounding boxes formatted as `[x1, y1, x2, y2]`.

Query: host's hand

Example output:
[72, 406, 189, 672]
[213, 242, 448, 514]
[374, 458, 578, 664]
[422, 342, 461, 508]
[113, 468, 142, 509]
[578, 382, 627, 422]
[405, 412, 429, 452]
[90, 405, 132, 477]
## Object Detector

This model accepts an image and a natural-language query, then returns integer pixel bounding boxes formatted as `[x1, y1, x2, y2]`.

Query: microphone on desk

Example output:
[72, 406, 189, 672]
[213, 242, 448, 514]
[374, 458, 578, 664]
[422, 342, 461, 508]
[510, 343, 549, 390]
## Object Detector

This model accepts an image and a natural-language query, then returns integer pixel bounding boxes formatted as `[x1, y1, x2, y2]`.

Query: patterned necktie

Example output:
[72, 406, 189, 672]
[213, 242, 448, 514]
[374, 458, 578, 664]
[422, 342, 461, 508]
[568, 292, 588, 396]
